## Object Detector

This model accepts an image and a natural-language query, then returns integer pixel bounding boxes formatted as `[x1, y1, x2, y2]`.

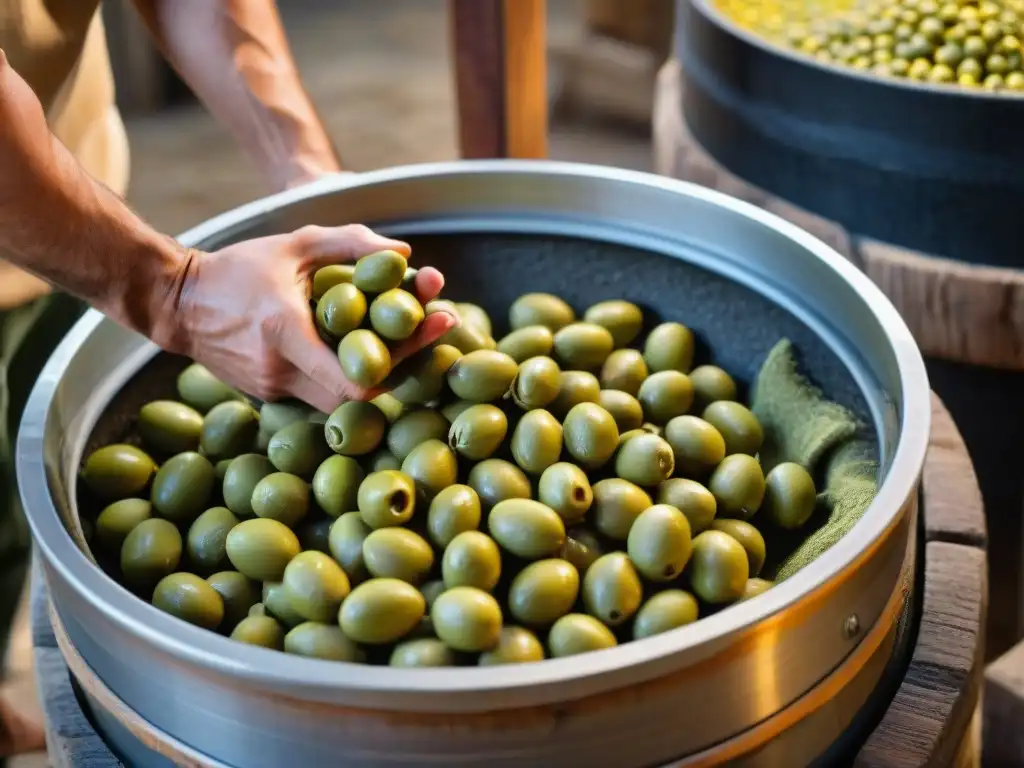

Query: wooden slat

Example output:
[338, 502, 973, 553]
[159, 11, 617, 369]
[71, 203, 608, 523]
[449, 0, 548, 160]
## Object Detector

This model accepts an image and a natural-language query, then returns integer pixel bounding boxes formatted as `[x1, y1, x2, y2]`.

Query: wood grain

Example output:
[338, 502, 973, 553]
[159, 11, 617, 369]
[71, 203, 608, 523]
[448, 0, 548, 160]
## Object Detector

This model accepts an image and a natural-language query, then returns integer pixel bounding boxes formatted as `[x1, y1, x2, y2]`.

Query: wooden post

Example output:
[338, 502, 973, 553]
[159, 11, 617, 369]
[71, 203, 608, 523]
[449, 0, 548, 160]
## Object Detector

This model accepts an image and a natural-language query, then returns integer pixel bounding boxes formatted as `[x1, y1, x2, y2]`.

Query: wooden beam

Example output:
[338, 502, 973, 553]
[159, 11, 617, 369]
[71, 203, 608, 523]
[449, 0, 548, 159]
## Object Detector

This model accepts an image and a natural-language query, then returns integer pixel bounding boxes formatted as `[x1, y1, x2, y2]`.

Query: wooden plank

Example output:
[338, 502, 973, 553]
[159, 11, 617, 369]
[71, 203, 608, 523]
[448, 0, 547, 159]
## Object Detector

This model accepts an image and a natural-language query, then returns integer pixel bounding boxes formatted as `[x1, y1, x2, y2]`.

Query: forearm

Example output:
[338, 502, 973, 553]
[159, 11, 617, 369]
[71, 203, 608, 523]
[134, 0, 342, 191]
[0, 51, 188, 347]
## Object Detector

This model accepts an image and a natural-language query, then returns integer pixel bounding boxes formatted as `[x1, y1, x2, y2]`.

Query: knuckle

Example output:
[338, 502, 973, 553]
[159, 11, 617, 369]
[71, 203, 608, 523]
[293, 224, 325, 250]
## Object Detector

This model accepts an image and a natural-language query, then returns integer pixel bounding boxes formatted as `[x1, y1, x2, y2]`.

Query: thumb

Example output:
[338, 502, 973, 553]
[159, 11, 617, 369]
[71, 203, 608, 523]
[294, 224, 411, 270]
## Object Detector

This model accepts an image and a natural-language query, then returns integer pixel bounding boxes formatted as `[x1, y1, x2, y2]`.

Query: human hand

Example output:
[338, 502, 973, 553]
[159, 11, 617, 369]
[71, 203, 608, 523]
[162, 224, 456, 413]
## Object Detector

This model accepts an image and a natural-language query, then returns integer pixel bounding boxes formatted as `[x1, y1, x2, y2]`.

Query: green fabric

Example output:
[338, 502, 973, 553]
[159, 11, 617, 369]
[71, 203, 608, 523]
[749, 339, 879, 581]
[0, 293, 85, 671]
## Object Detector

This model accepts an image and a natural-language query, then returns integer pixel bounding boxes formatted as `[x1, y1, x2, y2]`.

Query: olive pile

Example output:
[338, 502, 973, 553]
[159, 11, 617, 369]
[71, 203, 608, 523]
[718, 0, 1024, 90]
[79, 262, 819, 667]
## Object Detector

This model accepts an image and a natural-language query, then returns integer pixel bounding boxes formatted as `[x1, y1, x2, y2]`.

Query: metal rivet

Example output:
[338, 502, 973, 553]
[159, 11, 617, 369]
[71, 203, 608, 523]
[842, 614, 861, 640]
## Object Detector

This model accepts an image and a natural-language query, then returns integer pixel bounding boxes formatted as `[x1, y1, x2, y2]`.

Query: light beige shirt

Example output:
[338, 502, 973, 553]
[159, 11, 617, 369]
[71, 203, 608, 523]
[0, 0, 130, 309]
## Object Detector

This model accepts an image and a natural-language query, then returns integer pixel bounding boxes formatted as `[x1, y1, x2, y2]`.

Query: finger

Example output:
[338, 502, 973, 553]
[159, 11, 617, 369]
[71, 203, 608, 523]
[285, 372, 351, 415]
[412, 267, 445, 304]
[295, 224, 411, 270]
[389, 310, 458, 367]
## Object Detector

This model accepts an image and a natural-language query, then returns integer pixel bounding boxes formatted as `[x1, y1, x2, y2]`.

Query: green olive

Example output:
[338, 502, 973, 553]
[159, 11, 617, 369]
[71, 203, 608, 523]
[559, 528, 605, 574]
[121, 518, 183, 591]
[448, 404, 508, 460]
[316, 282, 367, 339]
[614, 433, 675, 487]
[96, 498, 152, 553]
[222, 454, 274, 518]
[312, 455, 365, 518]
[390, 637, 457, 667]
[537, 462, 593, 524]
[591, 478, 652, 540]
[312, 264, 355, 300]
[633, 590, 699, 640]
[82, 444, 157, 500]
[369, 288, 424, 341]
[388, 344, 463, 405]
[509, 293, 575, 331]
[283, 551, 351, 622]
[427, 484, 482, 548]
[711, 519, 766, 577]
[187, 506, 239, 572]
[664, 416, 727, 477]
[284, 622, 366, 662]
[446, 350, 519, 402]
[297, 518, 333, 554]
[702, 401, 763, 456]
[231, 615, 285, 649]
[467, 458, 532, 511]
[657, 478, 717, 534]
[387, 408, 450, 462]
[225, 518, 301, 582]
[328, 512, 372, 583]
[267, 421, 331, 477]
[553, 322, 615, 370]
[582, 552, 642, 626]
[489, 498, 567, 559]
[627, 504, 693, 581]
[455, 303, 493, 336]
[363, 527, 435, 585]
[688, 366, 738, 410]
[151, 451, 216, 524]
[431, 300, 496, 353]
[511, 409, 563, 474]
[549, 370, 601, 418]
[583, 300, 644, 348]
[741, 578, 774, 601]
[357, 470, 417, 529]
[599, 349, 649, 396]
[176, 363, 243, 414]
[598, 389, 644, 433]
[563, 402, 619, 469]
[548, 613, 617, 657]
[708, 454, 765, 520]
[478, 627, 545, 665]
[262, 581, 306, 627]
[442, 531, 502, 591]
[250, 472, 309, 528]
[401, 439, 458, 503]
[509, 356, 562, 410]
[152, 572, 224, 630]
[368, 449, 402, 472]
[200, 401, 259, 462]
[137, 400, 204, 456]
[497, 326, 555, 362]
[764, 462, 818, 529]
[643, 322, 695, 373]
[206, 570, 258, 630]
[638, 371, 694, 425]
[352, 249, 408, 293]
[689, 530, 749, 604]
[340, 577, 426, 644]
[431, 586, 503, 652]
[338, 330, 392, 389]
[508, 558, 579, 626]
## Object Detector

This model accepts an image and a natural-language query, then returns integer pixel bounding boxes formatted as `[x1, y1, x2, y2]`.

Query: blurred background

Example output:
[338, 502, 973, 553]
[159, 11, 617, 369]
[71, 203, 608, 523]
[101, 0, 674, 234]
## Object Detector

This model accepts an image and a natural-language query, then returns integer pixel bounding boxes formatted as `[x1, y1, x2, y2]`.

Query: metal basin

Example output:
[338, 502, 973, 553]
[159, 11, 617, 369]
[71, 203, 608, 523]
[17, 160, 930, 767]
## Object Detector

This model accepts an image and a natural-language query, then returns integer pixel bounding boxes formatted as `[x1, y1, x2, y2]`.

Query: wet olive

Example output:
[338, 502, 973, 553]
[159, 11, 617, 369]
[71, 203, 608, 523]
[339, 578, 426, 644]
[363, 527, 435, 585]
[200, 401, 259, 461]
[262, 581, 306, 627]
[449, 404, 508, 460]
[549, 370, 601, 418]
[152, 573, 224, 630]
[221, 453, 274, 519]
[455, 303, 493, 337]
[231, 615, 285, 649]
[467, 458, 532, 511]
[764, 462, 818, 529]
[508, 558, 579, 625]
[689, 530, 749, 604]
[592, 478, 652, 540]
[741, 578, 774, 601]
[430, 300, 495, 353]
[284, 622, 366, 662]
[369, 288, 424, 341]
[489, 498, 566, 559]
[388, 344, 462, 405]
[187, 506, 239, 572]
[548, 614, 617, 657]
[553, 322, 615, 370]
[511, 409, 563, 474]
[386, 408, 450, 462]
[96, 498, 152, 552]
[664, 416, 726, 477]
[637, 371, 694, 425]
[643, 322, 695, 373]
[312, 264, 355, 300]
[509, 356, 562, 410]
[352, 249, 408, 293]
[151, 452, 216, 523]
[559, 528, 605, 574]
[368, 449, 402, 472]
[427, 484, 482, 548]
[138, 400, 203, 456]
[316, 282, 367, 339]
[207, 570, 258, 630]
[657, 478, 717, 534]
[537, 462, 592, 524]
[633, 590, 699, 639]
[615, 433, 675, 487]
[702, 401, 764, 457]
[563, 402, 619, 469]
[442, 531, 502, 591]
[509, 293, 575, 331]
[337, 330, 392, 389]
[431, 586, 503, 652]
[225, 518, 301, 582]
[268, 421, 331, 477]
[82, 444, 157, 500]
[257, 401, 312, 451]
[357, 470, 416, 528]
[478, 627, 545, 665]
[401, 439, 458, 503]
[121, 518, 182, 591]
[175, 364, 244, 415]
[390, 638, 457, 667]
[446, 350, 519, 402]
[708, 454, 765, 520]
[689, 365, 738, 409]
[599, 349, 649, 396]
[328, 512, 372, 583]
[583, 300, 644, 348]
[627, 504, 693, 581]
[312, 455, 365, 518]
[283, 550, 352, 621]
[598, 390, 644, 432]
[711, 519, 766, 577]
[582, 552, 643, 626]
[250, 472, 309, 527]
[497, 326, 555, 362]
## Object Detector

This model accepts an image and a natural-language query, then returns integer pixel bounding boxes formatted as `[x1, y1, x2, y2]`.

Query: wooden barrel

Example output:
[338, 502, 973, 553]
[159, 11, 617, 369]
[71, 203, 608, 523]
[30, 393, 985, 768]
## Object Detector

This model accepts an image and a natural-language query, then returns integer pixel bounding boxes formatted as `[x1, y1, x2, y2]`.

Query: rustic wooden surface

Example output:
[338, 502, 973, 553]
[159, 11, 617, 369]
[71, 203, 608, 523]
[448, 0, 548, 160]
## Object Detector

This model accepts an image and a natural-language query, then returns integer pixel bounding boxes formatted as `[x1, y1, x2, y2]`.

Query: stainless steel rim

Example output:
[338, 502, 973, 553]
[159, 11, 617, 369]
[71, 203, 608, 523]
[17, 159, 931, 708]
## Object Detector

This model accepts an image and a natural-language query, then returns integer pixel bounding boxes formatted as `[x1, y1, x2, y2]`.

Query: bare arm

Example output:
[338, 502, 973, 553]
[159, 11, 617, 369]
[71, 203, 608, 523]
[132, 0, 342, 191]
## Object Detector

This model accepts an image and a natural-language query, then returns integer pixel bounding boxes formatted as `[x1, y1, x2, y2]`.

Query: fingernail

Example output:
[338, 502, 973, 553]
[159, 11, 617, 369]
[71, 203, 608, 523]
[442, 311, 460, 331]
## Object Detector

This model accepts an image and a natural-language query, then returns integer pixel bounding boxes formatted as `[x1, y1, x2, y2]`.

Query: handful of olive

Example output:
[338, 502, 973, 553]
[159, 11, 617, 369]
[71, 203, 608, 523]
[79, 262, 819, 668]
